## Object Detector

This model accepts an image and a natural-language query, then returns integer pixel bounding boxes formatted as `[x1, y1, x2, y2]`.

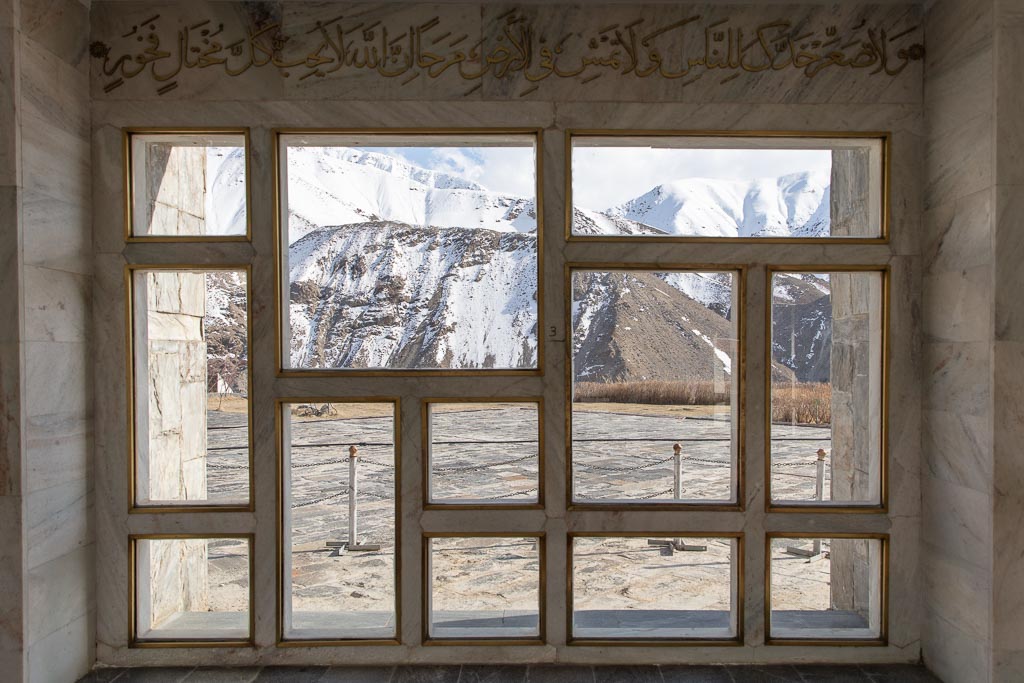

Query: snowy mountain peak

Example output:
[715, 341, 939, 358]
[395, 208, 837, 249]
[602, 170, 831, 239]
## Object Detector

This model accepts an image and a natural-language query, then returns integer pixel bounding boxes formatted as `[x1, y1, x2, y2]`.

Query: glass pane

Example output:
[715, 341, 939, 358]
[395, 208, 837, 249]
[428, 536, 541, 640]
[280, 134, 539, 370]
[571, 136, 882, 239]
[131, 133, 246, 237]
[427, 402, 540, 504]
[770, 537, 884, 640]
[770, 271, 883, 505]
[570, 270, 739, 504]
[571, 536, 737, 640]
[132, 269, 249, 506]
[135, 537, 250, 641]
[282, 402, 397, 640]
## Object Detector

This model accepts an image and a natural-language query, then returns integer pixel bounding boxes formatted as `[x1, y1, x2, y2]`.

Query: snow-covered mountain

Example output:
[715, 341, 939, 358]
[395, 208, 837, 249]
[289, 221, 537, 369]
[598, 171, 831, 238]
[204, 146, 833, 378]
[284, 147, 536, 243]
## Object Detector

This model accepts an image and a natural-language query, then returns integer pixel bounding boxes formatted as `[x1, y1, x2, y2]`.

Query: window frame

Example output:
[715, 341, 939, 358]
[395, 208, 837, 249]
[104, 122, 903, 659]
[564, 262, 747, 512]
[764, 265, 891, 514]
[275, 396, 403, 647]
[125, 262, 255, 514]
[123, 127, 253, 243]
[271, 127, 547, 378]
[564, 129, 891, 245]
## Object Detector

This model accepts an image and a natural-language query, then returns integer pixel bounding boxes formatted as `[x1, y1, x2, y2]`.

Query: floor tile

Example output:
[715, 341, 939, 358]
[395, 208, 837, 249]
[459, 665, 528, 683]
[322, 666, 395, 683]
[660, 665, 734, 682]
[592, 666, 661, 683]
[393, 666, 463, 683]
[526, 665, 594, 683]
[253, 667, 328, 683]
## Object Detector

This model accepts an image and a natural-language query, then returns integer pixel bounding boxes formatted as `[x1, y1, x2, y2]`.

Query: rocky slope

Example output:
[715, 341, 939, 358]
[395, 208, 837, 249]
[204, 147, 833, 381]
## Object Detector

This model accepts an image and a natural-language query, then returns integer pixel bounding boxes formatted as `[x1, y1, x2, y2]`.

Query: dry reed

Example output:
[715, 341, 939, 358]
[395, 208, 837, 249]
[771, 382, 831, 425]
[574, 380, 730, 406]
[574, 380, 833, 425]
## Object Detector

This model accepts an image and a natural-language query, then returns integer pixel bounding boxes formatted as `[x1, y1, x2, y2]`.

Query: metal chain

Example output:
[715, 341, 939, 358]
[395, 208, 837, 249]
[431, 453, 534, 474]
[574, 454, 675, 472]
[480, 486, 540, 500]
[637, 487, 675, 500]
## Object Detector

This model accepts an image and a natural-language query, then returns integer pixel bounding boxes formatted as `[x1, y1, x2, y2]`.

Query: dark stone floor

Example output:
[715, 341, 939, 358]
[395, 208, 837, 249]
[76, 664, 942, 683]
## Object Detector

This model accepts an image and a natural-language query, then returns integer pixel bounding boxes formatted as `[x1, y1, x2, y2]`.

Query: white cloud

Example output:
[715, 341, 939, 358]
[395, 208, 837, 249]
[572, 147, 833, 211]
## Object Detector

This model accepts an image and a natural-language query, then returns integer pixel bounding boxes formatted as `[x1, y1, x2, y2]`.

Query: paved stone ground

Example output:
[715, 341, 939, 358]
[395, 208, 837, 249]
[77, 663, 942, 683]
[186, 407, 846, 637]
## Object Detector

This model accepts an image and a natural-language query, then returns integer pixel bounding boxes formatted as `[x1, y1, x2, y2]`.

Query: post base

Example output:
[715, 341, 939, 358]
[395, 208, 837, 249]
[326, 541, 383, 554]
[648, 539, 707, 554]
[785, 545, 828, 562]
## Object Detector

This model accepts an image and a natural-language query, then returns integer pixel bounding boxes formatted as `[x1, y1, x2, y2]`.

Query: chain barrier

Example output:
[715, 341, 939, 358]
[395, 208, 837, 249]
[431, 453, 534, 474]
[480, 486, 540, 500]
[638, 487, 675, 500]
[574, 454, 675, 472]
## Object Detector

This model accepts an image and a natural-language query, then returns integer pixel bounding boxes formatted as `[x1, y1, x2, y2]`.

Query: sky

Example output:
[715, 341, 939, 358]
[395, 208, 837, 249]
[373, 144, 831, 212]
[369, 146, 538, 199]
[571, 147, 833, 210]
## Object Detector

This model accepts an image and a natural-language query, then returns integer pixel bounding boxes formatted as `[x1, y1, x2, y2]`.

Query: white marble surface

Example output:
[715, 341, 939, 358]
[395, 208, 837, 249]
[0, 0, 97, 681]
[87, 2, 924, 105]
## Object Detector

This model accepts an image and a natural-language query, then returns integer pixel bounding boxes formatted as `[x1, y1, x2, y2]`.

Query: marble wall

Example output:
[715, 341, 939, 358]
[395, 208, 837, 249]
[82, 0, 924, 671]
[0, 0, 95, 681]
[921, 0, 1024, 681]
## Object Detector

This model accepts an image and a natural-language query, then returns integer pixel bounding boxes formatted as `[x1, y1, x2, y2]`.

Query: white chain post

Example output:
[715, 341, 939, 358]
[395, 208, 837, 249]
[348, 445, 359, 546]
[650, 442, 706, 554]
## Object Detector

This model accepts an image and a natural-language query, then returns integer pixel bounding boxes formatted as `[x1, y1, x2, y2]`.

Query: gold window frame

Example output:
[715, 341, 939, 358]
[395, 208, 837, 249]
[123, 128, 253, 243]
[275, 396, 403, 647]
[422, 397, 545, 511]
[564, 263, 747, 512]
[272, 128, 545, 378]
[566, 532, 745, 646]
[125, 263, 255, 514]
[564, 130, 890, 244]
[129, 533, 256, 648]
[422, 532, 547, 646]
[764, 532, 889, 646]
[764, 265, 890, 514]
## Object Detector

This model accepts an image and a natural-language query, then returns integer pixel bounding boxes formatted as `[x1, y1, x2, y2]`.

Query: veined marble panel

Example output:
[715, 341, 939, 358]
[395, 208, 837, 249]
[22, 190, 93, 275]
[922, 188, 992, 276]
[996, 187, 1024, 342]
[921, 595, 991, 683]
[994, 491, 1024, 654]
[20, 110, 91, 205]
[88, 2, 923, 104]
[26, 477, 90, 570]
[23, 266, 91, 344]
[921, 538, 992, 641]
[0, 26, 19, 188]
[24, 341, 91, 419]
[20, 33, 92, 141]
[19, 0, 90, 71]
[0, 494, 25, 680]
[26, 544, 93, 644]
[25, 411, 91, 493]
[995, 20, 1024, 187]
[26, 610, 93, 683]
[0, 186, 21, 347]
[921, 268, 992, 343]
[921, 475, 993, 569]
[924, 112, 993, 211]
[922, 409, 993, 494]
[923, 340, 992, 416]
[993, 341, 1024, 506]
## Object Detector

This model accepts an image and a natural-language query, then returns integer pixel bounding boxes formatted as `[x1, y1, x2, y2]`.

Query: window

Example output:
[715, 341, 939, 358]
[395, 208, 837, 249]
[113, 127, 895, 655]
